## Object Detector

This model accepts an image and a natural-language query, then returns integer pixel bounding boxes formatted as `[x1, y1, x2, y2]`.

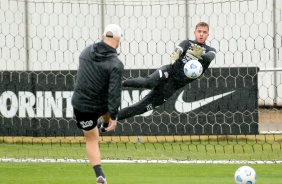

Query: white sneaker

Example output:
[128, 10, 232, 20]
[97, 176, 107, 184]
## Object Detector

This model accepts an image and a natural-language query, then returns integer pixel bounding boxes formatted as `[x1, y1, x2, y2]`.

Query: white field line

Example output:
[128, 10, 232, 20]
[259, 131, 282, 134]
[1, 158, 282, 164]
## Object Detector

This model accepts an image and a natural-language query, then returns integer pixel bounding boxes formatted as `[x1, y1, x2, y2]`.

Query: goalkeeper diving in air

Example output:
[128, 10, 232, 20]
[99, 22, 216, 132]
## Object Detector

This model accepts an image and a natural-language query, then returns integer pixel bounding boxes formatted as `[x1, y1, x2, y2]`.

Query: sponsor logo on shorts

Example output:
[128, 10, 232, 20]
[80, 120, 94, 128]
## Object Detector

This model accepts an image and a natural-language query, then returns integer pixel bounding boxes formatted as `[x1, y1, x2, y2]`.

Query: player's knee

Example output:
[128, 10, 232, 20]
[85, 134, 99, 142]
[83, 128, 99, 141]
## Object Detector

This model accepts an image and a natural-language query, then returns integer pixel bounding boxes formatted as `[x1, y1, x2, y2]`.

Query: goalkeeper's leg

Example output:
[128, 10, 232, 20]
[117, 83, 176, 121]
[123, 65, 171, 89]
[117, 90, 163, 120]
[97, 93, 161, 127]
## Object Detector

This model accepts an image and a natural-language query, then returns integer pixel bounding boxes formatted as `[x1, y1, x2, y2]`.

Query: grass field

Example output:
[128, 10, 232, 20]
[1, 134, 282, 161]
[1, 135, 281, 183]
[0, 162, 282, 184]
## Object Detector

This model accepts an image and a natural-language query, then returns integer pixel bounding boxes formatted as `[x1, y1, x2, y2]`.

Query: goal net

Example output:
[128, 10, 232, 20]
[0, 0, 281, 163]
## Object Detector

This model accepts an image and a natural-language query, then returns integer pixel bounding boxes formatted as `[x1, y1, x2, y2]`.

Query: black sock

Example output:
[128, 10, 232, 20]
[93, 165, 105, 178]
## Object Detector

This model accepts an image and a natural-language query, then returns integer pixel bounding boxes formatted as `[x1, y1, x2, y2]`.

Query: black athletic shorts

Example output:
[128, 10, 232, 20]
[73, 108, 103, 131]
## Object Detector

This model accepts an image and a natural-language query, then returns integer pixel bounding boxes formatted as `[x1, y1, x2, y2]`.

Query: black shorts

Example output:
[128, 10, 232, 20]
[73, 108, 102, 131]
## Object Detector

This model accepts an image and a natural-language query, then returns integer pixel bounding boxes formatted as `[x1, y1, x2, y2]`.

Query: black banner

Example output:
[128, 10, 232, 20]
[0, 68, 258, 136]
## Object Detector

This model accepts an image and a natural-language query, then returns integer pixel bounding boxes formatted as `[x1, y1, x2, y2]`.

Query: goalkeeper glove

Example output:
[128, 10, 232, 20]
[170, 46, 183, 64]
[187, 45, 204, 60]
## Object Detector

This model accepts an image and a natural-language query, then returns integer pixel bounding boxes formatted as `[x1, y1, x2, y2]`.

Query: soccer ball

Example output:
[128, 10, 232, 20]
[234, 166, 256, 184]
[183, 60, 203, 79]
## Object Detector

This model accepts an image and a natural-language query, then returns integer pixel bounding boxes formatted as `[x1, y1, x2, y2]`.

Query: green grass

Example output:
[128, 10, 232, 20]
[1, 140, 281, 161]
[1, 137, 281, 183]
[0, 162, 281, 184]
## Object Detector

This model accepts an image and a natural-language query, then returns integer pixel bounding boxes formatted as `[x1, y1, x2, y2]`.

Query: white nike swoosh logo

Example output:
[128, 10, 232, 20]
[175, 90, 236, 113]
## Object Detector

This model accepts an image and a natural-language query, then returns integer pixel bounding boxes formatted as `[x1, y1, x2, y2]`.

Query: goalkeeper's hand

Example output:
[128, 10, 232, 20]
[170, 46, 183, 64]
[187, 45, 204, 60]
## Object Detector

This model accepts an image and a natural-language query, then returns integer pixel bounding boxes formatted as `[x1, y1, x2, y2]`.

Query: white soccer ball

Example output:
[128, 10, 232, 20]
[183, 60, 203, 79]
[234, 166, 256, 184]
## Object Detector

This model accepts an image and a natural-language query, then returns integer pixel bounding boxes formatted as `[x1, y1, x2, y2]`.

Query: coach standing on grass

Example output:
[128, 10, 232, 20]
[71, 24, 124, 184]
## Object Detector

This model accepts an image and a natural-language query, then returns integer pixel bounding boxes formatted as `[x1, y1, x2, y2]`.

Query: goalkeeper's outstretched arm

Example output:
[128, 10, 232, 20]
[201, 48, 217, 72]
[203, 48, 216, 60]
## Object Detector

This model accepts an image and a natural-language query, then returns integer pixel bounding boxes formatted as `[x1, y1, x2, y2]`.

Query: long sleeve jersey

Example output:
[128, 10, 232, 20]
[172, 40, 216, 88]
[71, 41, 124, 120]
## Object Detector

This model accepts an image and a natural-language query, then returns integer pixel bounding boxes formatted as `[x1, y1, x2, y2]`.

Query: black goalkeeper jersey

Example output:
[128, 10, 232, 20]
[118, 40, 216, 121]
[172, 40, 216, 88]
